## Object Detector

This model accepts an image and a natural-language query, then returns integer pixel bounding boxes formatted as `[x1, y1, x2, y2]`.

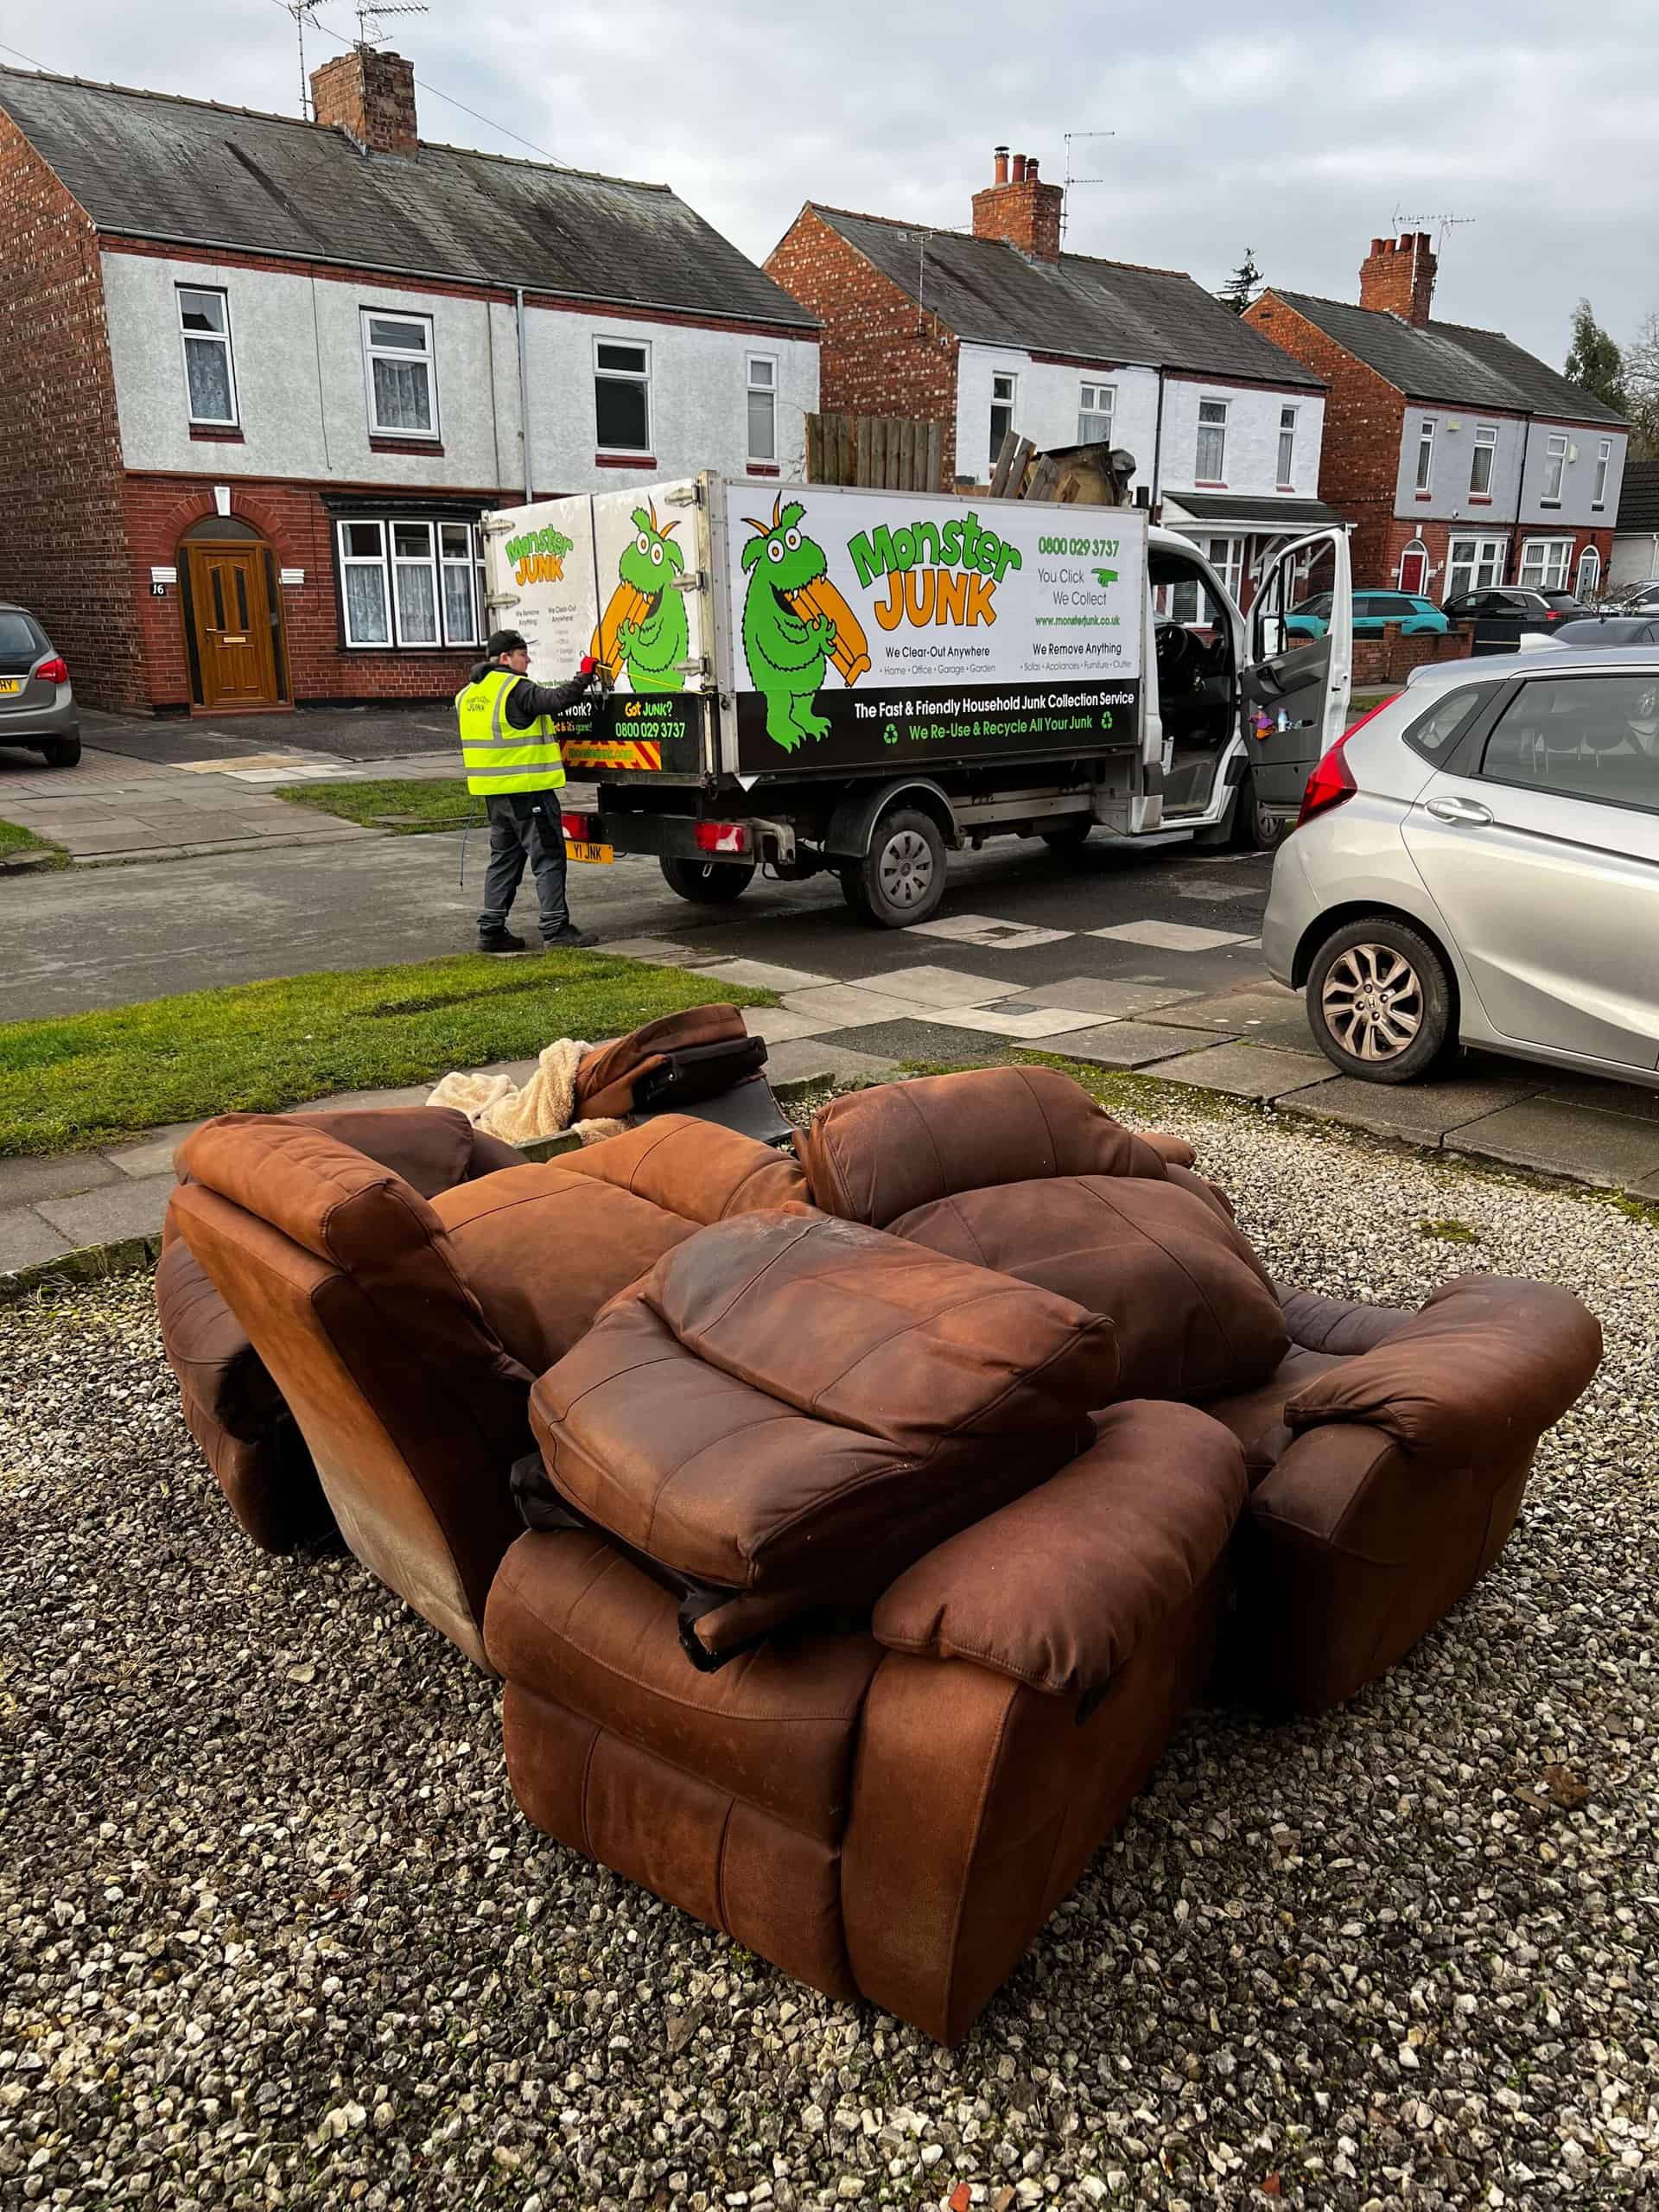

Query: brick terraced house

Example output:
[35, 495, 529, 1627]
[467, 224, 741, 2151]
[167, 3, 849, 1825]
[0, 54, 817, 713]
[766, 149, 1343, 609]
[1246, 235, 1628, 603]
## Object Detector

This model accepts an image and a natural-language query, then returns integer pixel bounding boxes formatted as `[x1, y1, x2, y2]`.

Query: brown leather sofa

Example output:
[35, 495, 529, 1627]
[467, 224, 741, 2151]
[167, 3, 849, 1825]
[158, 1065, 1600, 2041]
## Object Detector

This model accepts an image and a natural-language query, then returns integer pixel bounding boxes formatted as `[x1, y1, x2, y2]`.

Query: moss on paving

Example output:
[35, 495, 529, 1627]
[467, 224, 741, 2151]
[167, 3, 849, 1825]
[0, 951, 771, 1158]
[276, 778, 478, 835]
[1418, 1217, 1483, 1244]
[0, 817, 68, 869]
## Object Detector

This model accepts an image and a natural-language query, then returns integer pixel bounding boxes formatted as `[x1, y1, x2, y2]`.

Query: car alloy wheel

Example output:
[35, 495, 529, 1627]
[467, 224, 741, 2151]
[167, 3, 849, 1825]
[1319, 942, 1423, 1062]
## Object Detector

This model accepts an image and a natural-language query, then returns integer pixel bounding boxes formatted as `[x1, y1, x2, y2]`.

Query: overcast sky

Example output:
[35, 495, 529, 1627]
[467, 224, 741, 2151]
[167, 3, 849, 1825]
[4, 0, 1654, 365]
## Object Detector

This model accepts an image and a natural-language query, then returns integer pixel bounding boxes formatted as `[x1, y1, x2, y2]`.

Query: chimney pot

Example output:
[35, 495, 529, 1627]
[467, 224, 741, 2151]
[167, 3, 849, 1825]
[1370, 236, 1387, 257]
[1027, 156, 1039, 181]
[1012, 152, 1027, 183]
[994, 144, 1009, 184]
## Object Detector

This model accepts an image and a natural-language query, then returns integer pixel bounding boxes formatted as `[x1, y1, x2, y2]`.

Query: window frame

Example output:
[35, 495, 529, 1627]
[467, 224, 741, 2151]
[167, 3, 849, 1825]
[1195, 396, 1229, 483]
[1078, 379, 1116, 446]
[1470, 423, 1497, 497]
[1518, 537, 1573, 591]
[1402, 680, 1502, 766]
[1414, 417, 1435, 493]
[335, 514, 485, 652]
[438, 521, 483, 648]
[1446, 533, 1509, 601]
[360, 308, 439, 442]
[1592, 439, 1611, 510]
[594, 336, 653, 456]
[746, 352, 778, 465]
[1576, 544, 1602, 601]
[989, 369, 1019, 467]
[387, 519, 442, 648]
[1276, 404, 1297, 489]
[337, 518, 393, 649]
[177, 284, 238, 428]
[1541, 431, 1568, 506]
[1204, 536, 1244, 602]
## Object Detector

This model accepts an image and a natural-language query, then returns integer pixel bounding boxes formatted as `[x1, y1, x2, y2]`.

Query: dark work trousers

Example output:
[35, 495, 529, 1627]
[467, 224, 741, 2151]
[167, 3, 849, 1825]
[478, 792, 569, 940]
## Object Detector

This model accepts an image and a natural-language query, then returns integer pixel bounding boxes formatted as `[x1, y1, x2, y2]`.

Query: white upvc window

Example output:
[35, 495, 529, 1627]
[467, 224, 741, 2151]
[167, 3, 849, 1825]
[1446, 534, 1509, 599]
[1276, 405, 1297, 487]
[178, 286, 238, 426]
[1541, 432, 1567, 505]
[338, 516, 485, 649]
[1592, 439, 1611, 508]
[1195, 397, 1228, 481]
[1519, 537, 1573, 590]
[440, 522, 483, 647]
[595, 338, 652, 453]
[747, 354, 778, 463]
[338, 520, 392, 647]
[1414, 417, 1435, 493]
[989, 370, 1018, 466]
[1078, 381, 1115, 444]
[1205, 536, 1244, 601]
[362, 311, 438, 439]
[390, 521, 441, 645]
[1470, 423, 1497, 496]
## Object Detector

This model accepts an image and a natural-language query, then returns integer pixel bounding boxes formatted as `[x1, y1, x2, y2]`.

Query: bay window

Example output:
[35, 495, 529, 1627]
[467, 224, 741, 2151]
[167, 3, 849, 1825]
[1519, 537, 1572, 590]
[336, 515, 487, 650]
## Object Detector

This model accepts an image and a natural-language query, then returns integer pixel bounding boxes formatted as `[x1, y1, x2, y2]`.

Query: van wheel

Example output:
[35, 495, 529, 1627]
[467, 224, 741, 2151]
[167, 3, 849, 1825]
[1230, 772, 1287, 851]
[841, 807, 946, 928]
[659, 854, 753, 903]
[1306, 918, 1453, 1083]
[41, 737, 81, 768]
[1040, 818, 1093, 852]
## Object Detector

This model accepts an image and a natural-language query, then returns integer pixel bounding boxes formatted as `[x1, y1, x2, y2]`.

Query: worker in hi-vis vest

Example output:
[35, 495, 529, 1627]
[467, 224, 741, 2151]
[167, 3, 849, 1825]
[458, 629, 600, 952]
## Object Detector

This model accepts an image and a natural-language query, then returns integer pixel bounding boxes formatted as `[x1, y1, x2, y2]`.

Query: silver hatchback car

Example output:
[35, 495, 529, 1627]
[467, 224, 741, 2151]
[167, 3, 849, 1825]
[0, 601, 80, 767]
[1262, 647, 1659, 1088]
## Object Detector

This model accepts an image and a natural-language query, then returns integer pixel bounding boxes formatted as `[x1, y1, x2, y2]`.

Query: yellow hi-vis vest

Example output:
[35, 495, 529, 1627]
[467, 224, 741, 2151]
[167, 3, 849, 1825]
[456, 666, 567, 797]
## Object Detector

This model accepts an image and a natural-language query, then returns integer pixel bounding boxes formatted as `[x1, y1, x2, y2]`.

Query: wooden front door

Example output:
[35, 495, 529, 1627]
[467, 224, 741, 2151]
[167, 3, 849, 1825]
[188, 543, 279, 709]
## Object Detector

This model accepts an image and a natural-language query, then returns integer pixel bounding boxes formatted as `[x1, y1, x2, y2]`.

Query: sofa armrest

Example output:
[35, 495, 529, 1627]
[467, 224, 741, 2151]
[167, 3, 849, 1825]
[1275, 1283, 1413, 1357]
[1282, 1274, 1601, 1466]
[871, 1400, 1246, 1703]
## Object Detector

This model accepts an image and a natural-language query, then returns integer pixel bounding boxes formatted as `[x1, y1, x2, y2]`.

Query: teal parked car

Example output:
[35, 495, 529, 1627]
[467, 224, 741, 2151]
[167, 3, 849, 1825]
[1287, 590, 1449, 640]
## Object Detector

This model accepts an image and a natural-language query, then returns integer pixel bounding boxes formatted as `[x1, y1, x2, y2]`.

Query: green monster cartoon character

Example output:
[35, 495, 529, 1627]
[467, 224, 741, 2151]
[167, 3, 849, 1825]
[741, 498, 836, 751]
[614, 501, 689, 693]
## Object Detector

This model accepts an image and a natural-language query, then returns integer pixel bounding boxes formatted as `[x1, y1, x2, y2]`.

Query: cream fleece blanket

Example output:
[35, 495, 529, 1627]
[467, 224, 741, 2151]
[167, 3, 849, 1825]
[427, 1038, 626, 1147]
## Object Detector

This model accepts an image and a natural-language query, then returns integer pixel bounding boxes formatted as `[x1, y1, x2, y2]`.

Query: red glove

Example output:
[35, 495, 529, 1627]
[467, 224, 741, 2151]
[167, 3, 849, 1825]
[579, 655, 597, 676]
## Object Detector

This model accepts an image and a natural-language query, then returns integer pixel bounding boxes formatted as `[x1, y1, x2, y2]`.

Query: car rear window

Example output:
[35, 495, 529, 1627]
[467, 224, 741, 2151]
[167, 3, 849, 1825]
[0, 612, 42, 661]
[1402, 682, 1501, 762]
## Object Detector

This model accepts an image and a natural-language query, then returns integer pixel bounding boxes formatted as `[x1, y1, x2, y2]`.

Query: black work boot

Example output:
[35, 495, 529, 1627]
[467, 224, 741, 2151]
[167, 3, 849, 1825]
[477, 928, 528, 954]
[543, 925, 598, 950]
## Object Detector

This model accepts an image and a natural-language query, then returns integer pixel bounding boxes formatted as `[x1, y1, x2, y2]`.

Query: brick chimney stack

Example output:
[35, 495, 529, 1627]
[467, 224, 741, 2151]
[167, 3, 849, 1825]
[1358, 231, 1437, 327]
[310, 46, 418, 156]
[972, 144, 1064, 263]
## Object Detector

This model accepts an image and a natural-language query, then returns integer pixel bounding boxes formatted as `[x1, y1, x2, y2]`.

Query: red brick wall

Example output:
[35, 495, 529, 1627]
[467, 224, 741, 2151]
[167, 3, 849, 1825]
[0, 117, 147, 710]
[1371, 515, 1615, 601]
[969, 168, 1063, 262]
[309, 48, 418, 156]
[1246, 292, 1407, 585]
[122, 473, 494, 709]
[766, 210, 959, 478]
[1352, 622, 1473, 688]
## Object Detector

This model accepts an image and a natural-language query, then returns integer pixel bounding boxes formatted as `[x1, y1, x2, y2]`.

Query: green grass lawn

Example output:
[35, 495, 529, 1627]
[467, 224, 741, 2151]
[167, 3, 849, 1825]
[0, 951, 771, 1158]
[0, 817, 68, 869]
[276, 778, 476, 834]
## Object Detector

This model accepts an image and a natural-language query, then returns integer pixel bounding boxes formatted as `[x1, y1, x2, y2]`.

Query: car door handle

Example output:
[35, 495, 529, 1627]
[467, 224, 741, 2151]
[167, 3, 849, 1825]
[1425, 796, 1493, 825]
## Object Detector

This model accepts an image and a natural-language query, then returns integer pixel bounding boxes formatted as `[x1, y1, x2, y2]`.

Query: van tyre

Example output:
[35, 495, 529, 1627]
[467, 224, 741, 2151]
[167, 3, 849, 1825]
[1040, 818, 1093, 853]
[842, 806, 946, 928]
[1230, 772, 1287, 852]
[659, 854, 754, 904]
[41, 737, 80, 768]
[1306, 917, 1453, 1084]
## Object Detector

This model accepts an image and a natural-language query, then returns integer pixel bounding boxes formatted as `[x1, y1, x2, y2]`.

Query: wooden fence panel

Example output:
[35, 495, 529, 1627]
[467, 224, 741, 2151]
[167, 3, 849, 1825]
[805, 411, 948, 492]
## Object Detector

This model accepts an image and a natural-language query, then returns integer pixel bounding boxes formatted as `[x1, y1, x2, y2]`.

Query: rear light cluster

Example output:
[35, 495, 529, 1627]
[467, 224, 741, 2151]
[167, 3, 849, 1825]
[35, 656, 68, 685]
[560, 810, 593, 841]
[693, 822, 749, 855]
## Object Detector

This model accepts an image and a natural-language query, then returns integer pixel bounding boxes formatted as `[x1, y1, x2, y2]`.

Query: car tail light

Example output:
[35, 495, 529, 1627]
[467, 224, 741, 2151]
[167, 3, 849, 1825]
[35, 656, 68, 684]
[694, 821, 749, 855]
[1294, 732, 1360, 830]
[560, 810, 593, 841]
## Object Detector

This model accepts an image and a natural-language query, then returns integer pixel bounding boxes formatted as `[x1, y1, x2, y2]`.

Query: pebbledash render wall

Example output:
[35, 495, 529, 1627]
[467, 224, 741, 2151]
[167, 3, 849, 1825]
[0, 114, 147, 708]
[765, 207, 960, 480]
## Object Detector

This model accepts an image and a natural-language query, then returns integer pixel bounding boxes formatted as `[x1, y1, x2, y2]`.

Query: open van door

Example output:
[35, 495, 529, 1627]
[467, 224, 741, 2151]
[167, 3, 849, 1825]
[1240, 527, 1351, 837]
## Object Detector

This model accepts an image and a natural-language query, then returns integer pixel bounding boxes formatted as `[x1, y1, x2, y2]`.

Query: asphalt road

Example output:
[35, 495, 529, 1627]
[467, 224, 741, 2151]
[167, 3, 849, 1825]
[3, 823, 1275, 1021]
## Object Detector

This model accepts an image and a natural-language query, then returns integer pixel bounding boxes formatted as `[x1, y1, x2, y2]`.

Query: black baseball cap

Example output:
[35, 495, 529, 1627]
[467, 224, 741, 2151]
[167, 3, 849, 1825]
[487, 628, 528, 657]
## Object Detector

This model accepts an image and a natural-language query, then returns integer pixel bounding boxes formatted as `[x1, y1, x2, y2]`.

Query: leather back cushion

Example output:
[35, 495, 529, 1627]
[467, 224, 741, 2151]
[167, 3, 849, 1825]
[556, 1116, 809, 1223]
[434, 1162, 696, 1373]
[891, 1173, 1288, 1402]
[532, 1211, 1115, 1603]
[576, 1004, 750, 1120]
[800, 1066, 1171, 1229]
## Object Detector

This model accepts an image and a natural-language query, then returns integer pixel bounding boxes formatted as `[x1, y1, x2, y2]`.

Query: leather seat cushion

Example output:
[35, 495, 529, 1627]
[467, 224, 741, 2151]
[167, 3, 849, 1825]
[556, 1115, 809, 1223]
[485, 1527, 882, 1842]
[891, 1173, 1288, 1403]
[1200, 1346, 1344, 1482]
[531, 1211, 1113, 1606]
[435, 1163, 696, 1373]
[576, 1005, 751, 1121]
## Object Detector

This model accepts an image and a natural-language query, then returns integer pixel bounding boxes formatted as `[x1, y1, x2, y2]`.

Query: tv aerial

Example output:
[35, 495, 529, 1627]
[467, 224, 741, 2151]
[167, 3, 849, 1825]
[355, 1, 429, 47]
[1062, 130, 1116, 244]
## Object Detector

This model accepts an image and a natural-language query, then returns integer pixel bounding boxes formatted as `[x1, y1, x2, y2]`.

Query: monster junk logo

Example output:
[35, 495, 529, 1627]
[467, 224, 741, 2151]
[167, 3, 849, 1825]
[505, 524, 574, 586]
[847, 510, 1023, 630]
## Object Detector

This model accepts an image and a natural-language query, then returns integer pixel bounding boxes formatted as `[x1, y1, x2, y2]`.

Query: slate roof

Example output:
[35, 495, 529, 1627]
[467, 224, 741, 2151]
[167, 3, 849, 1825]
[0, 65, 816, 328]
[1614, 460, 1659, 531]
[805, 207, 1323, 389]
[1165, 490, 1347, 530]
[1266, 290, 1625, 425]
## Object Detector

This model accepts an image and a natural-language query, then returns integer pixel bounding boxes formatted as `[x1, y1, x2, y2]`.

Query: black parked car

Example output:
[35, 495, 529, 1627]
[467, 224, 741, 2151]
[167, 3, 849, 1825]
[1441, 585, 1580, 654]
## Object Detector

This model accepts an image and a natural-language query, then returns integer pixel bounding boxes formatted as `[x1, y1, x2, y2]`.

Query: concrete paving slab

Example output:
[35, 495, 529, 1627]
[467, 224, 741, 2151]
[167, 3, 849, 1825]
[105, 1124, 200, 1179]
[996, 977, 1205, 1018]
[905, 914, 1073, 950]
[702, 957, 835, 994]
[743, 1006, 836, 1043]
[0, 1153, 122, 1208]
[1154, 987, 1314, 1051]
[1089, 919, 1252, 953]
[0, 1211, 73, 1273]
[924, 1002, 1120, 1041]
[814, 1019, 1009, 1064]
[1536, 1073, 1659, 1123]
[1040, 1020, 1220, 1070]
[1445, 1099, 1659, 1188]
[278, 1084, 436, 1116]
[836, 965, 1021, 1010]
[1277, 1071, 1541, 1143]
[760, 1039, 899, 1085]
[36, 1177, 172, 1247]
[1145, 1040, 1339, 1101]
[782, 982, 929, 1028]
[599, 937, 721, 965]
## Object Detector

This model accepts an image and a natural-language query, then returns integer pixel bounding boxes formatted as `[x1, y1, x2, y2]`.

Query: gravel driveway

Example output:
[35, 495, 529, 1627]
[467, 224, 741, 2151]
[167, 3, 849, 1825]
[3, 1103, 1656, 2210]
